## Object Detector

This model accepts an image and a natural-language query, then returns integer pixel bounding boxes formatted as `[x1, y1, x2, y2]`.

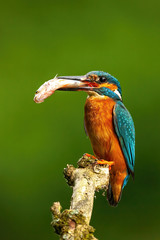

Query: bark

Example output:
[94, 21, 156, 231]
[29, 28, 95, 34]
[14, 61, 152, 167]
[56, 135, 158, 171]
[51, 154, 109, 240]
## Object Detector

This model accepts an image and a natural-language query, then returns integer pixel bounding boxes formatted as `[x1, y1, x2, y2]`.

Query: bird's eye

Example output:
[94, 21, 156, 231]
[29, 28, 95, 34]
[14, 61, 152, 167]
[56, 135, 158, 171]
[99, 76, 107, 82]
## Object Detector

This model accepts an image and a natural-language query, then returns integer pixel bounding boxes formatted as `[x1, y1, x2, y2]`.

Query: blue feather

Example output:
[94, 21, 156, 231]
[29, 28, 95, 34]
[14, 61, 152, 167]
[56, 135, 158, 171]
[95, 87, 121, 101]
[123, 175, 130, 189]
[113, 101, 135, 179]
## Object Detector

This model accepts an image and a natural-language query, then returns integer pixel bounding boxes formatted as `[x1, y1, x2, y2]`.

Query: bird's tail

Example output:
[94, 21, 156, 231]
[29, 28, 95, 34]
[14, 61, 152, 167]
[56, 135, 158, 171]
[107, 182, 122, 207]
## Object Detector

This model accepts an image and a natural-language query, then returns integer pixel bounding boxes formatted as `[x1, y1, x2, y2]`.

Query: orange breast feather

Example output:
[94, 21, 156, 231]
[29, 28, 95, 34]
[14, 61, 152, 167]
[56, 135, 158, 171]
[84, 96, 127, 174]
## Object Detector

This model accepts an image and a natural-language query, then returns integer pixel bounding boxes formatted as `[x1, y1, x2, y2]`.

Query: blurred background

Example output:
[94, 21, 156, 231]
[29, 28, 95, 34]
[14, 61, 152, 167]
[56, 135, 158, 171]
[0, 0, 160, 239]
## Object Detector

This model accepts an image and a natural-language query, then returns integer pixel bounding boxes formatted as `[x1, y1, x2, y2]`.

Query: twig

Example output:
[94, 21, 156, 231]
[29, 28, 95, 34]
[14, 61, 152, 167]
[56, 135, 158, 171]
[51, 154, 110, 240]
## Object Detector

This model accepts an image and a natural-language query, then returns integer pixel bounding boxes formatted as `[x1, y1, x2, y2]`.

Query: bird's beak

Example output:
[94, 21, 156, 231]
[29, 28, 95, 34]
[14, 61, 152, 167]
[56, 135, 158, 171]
[34, 75, 98, 103]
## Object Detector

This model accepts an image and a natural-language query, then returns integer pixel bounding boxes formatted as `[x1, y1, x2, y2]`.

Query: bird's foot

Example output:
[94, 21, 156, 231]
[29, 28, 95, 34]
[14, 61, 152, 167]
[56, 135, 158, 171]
[83, 153, 97, 159]
[96, 160, 114, 170]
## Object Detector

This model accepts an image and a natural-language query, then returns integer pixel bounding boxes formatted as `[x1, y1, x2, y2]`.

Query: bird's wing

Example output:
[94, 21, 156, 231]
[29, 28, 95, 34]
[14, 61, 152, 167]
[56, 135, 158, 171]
[113, 102, 135, 177]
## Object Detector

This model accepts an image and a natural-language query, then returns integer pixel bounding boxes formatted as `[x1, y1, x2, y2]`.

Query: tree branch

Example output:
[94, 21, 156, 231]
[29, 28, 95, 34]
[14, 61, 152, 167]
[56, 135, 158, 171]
[51, 154, 110, 240]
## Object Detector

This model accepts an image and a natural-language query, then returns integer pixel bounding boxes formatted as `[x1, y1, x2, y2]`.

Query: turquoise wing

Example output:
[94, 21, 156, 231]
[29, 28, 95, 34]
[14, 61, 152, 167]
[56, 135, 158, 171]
[113, 102, 135, 178]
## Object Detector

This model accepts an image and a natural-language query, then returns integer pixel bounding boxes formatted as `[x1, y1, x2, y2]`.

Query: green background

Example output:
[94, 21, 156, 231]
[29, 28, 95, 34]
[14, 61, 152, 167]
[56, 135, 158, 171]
[0, 0, 160, 239]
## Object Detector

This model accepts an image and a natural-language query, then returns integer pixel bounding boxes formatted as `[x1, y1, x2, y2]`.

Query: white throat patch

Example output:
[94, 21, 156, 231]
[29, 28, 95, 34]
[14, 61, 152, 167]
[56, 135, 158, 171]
[114, 89, 122, 100]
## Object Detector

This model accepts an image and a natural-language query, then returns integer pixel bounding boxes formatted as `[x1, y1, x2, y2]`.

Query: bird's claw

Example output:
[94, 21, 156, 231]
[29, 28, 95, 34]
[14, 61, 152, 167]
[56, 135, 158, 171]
[96, 160, 114, 170]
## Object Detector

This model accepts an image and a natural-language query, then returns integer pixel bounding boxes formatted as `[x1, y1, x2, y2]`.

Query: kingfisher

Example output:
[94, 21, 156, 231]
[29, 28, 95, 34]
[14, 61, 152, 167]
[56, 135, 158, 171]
[34, 71, 135, 206]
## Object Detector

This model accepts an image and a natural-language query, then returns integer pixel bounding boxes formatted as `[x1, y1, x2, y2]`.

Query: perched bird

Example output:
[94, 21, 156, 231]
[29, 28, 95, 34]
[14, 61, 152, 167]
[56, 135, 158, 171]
[34, 71, 135, 206]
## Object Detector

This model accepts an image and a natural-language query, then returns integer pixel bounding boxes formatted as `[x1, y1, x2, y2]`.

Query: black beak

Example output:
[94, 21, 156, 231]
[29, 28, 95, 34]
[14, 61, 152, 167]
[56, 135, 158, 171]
[56, 75, 93, 91]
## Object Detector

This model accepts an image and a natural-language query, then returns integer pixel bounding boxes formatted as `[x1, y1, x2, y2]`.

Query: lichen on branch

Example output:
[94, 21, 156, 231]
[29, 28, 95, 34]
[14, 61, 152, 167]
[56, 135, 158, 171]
[51, 154, 110, 240]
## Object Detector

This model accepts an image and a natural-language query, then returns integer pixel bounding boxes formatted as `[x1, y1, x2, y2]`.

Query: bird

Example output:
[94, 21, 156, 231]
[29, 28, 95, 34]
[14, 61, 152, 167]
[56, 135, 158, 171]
[34, 71, 135, 206]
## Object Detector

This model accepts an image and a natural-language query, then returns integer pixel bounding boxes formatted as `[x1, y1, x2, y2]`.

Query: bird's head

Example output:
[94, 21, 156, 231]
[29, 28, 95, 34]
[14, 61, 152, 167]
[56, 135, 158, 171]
[84, 71, 122, 100]
[34, 71, 122, 103]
